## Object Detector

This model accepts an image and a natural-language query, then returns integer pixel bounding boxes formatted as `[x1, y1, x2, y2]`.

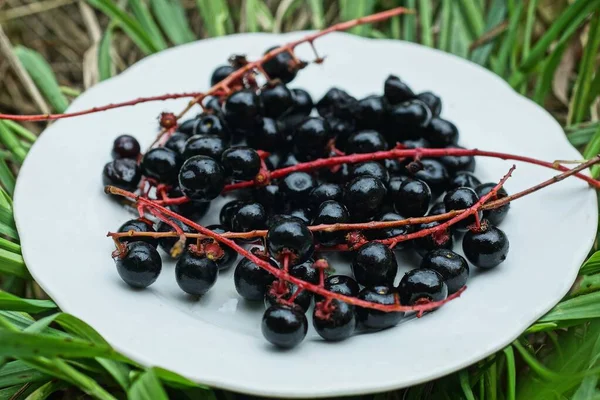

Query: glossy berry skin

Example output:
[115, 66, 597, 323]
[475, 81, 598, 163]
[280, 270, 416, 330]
[328, 118, 355, 151]
[424, 118, 459, 148]
[345, 130, 388, 154]
[263, 46, 297, 83]
[115, 242, 162, 288]
[393, 179, 431, 217]
[420, 249, 469, 294]
[365, 212, 412, 251]
[384, 75, 415, 104]
[313, 299, 356, 341]
[262, 304, 307, 348]
[210, 64, 235, 86]
[385, 159, 405, 175]
[266, 219, 314, 265]
[356, 95, 386, 130]
[290, 259, 318, 284]
[313, 201, 349, 246]
[413, 159, 450, 196]
[265, 281, 312, 313]
[219, 200, 244, 230]
[164, 132, 188, 154]
[449, 171, 481, 190]
[308, 183, 343, 209]
[316, 87, 358, 120]
[356, 286, 404, 330]
[444, 187, 482, 231]
[292, 117, 333, 161]
[417, 91, 442, 117]
[463, 225, 510, 269]
[194, 114, 230, 140]
[287, 208, 313, 224]
[387, 100, 431, 138]
[401, 137, 431, 149]
[183, 135, 227, 160]
[475, 183, 510, 225]
[169, 199, 210, 225]
[102, 158, 141, 191]
[231, 202, 267, 232]
[440, 147, 475, 173]
[156, 219, 195, 257]
[350, 162, 390, 184]
[352, 242, 398, 287]
[413, 221, 454, 257]
[141, 148, 182, 185]
[325, 275, 360, 297]
[399, 268, 448, 305]
[291, 88, 313, 116]
[254, 184, 283, 212]
[224, 89, 262, 135]
[344, 176, 387, 221]
[386, 175, 410, 203]
[117, 219, 158, 248]
[206, 225, 237, 270]
[428, 201, 446, 216]
[278, 153, 300, 168]
[221, 147, 261, 181]
[178, 156, 225, 201]
[234, 257, 278, 301]
[175, 250, 218, 296]
[279, 172, 317, 206]
[247, 118, 283, 152]
[112, 134, 140, 159]
[178, 118, 200, 136]
[260, 83, 294, 118]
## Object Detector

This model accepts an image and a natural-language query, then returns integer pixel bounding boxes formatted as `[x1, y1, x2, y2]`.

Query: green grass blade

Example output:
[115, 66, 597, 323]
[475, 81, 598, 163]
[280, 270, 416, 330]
[584, 125, 600, 177]
[86, 0, 159, 55]
[196, 0, 232, 37]
[439, 0, 452, 51]
[339, 0, 375, 36]
[0, 160, 15, 196]
[493, 2, 524, 78]
[244, 0, 259, 32]
[23, 380, 68, 400]
[150, 0, 195, 44]
[402, 0, 416, 41]
[13, 47, 69, 113]
[0, 382, 45, 400]
[97, 358, 131, 390]
[522, 0, 539, 59]
[0, 214, 18, 241]
[127, 0, 167, 50]
[0, 249, 28, 279]
[0, 122, 27, 164]
[0, 238, 19, 254]
[539, 291, 600, 323]
[455, 0, 485, 40]
[0, 361, 48, 388]
[572, 376, 600, 400]
[503, 346, 516, 400]
[0, 292, 54, 313]
[98, 24, 114, 81]
[459, 370, 476, 400]
[2, 121, 36, 143]
[450, 2, 471, 57]
[418, 0, 433, 47]
[308, 0, 324, 29]
[567, 122, 600, 146]
[532, 39, 569, 104]
[128, 369, 168, 400]
[569, 11, 600, 125]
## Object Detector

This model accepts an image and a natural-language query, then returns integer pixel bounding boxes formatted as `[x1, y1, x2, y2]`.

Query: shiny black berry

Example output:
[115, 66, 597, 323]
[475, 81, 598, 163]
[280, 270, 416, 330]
[428, 201, 446, 216]
[194, 114, 230, 140]
[316, 87, 358, 120]
[444, 187, 481, 231]
[254, 184, 283, 212]
[103, 158, 141, 191]
[279, 172, 317, 206]
[141, 148, 182, 185]
[424, 118, 459, 148]
[393, 179, 431, 217]
[313, 201, 349, 246]
[344, 176, 387, 221]
[421, 249, 468, 294]
[413, 221, 454, 257]
[417, 92, 442, 117]
[260, 83, 294, 118]
[290, 259, 318, 284]
[356, 95, 386, 130]
[115, 241, 162, 288]
[308, 183, 343, 209]
[247, 118, 283, 152]
[345, 130, 388, 154]
[292, 117, 333, 161]
[117, 219, 158, 248]
[365, 212, 412, 251]
[399, 268, 448, 305]
[291, 88, 313, 116]
[350, 161, 390, 184]
[112, 134, 140, 159]
[475, 183, 510, 225]
[356, 286, 403, 330]
[231, 202, 267, 232]
[178, 118, 200, 136]
[313, 299, 356, 341]
[387, 100, 430, 139]
[287, 208, 313, 224]
[440, 147, 475, 173]
[265, 281, 312, 313]
[169, 199, 210, 225]
[164, 132, 188, 154]
[328, 118, 355, 151]
[178, 155, 225, 201]
[325, 275, 360, 297]
[221, 147, 261, 180]
[234, 256, 278, 301]
[224, 89, 262, 135]
[175, 250, 218, 296]
[384, 75, 415, 104]
[156, 219, 195, 257]
[183, 135, 227, 160]
[210, 64, 235, 86]
[412, 159, 450, 196]
[262, 304, 307, 348]
[352, 242, 397, 287]
[386, 175, 410, 204]
[449, 171, 481, 190]
[266, 218, 314, 265]
[206, 225, 237, 270]
[463, 224, 509, 269]
[263, 46, 297, 83]
[219, 200, 244, 230]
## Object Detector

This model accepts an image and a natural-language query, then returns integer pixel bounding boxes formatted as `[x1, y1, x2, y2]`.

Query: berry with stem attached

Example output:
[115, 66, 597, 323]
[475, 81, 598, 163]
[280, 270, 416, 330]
[175, 249, 218, 296]
[356, 286, 404, 330]
[420, 249, 469, 294]
[141, 148, 182, 185]
[112, 134, 140, 159]
[476, 183, 510, 225]
[266, 218, 314, 265]
[117, 219, 158, 248]
[262, 304, 307, 348]
[399, 268, 448, 305]
[115, 242, 162, 289]
[352, 242, 398, 287]
[234, 255, 278, 301]
[313, 299, 356, 341]
[178, 155, 225, 201]
[221, 147, 261, 181]
[102, 158, 141, 191]
[463, 223, 510, 269]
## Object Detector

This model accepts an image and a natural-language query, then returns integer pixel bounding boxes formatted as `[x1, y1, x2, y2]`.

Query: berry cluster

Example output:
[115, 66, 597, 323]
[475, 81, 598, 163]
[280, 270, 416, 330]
[103, 44, 516, 349]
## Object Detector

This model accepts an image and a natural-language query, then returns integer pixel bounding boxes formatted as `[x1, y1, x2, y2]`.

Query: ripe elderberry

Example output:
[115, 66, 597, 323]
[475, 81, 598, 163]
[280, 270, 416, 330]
[175, 249, 218, 296]
[178, 155, 225, 201]
[262, 304, 307, 348]
[115, 242, 162, 289]
[313, 299, 356, 341]
[112, 134, 140, 159]
[463, 224, 510, 269]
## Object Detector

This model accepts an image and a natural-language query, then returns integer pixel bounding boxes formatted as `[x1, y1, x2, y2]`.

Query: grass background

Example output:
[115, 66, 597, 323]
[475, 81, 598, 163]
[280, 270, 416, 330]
[0, 0, 599, 398]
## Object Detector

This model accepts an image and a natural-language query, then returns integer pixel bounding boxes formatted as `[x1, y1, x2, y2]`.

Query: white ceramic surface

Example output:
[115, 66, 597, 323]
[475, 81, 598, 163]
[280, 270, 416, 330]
[14, 32, 597, 398]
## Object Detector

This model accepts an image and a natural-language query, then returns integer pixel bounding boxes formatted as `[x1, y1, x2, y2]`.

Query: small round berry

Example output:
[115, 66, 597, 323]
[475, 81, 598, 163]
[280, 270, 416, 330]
[254, 184, 283, 212]
[387, 100, 431, 139]
[234, 256, 278, 301]
[164, 132, 188, 154]
[344, 176, 387, 221]
[365, 212, 412, 251]
[141, 148, 182, 185]
[449, 171, 481, 190]
[219, 200, 244, 230]
[328, 118, 355, 151]
[417, 91, 442, 117]
[385, 159, 406, 175]
[210, 65, 235, 86]
[262, 304, 307, 348]
[224, 89, 262, 134]
[356, 95, 386, 130]
[260, 83, 294, 118]
[112, 134, 140, 159]
[175, 250, 218, 296]
[444, 187, 482, 230]
[319, 163, 351, 185]
[413, 221, 454, 257]
[178, 156, 225, 201]
[205, 225, 237, 270]
[399, 268, 448, 305]
[291, 88, 313, 116]
[421, 249, 468, 294]
[463, 224, 509, 269]
[424, 118, 459, 148]
[265, 281, 312, 313]
[266, 218, 314, 265]
[325, 275, 360, 297]
[313, 299, 356, 341]
[178, 118, 200, 136]
[356, 286, 403, 330]
[194, 114, 230, 139]
[115, 242, 162, 288]
[103, 158, 141, 191]
[286, 208, 313, 224]
[156, 219, 195, 257]
[247, 118, 283, 152]
[412, 159, 450, 196]
[440, 147, 475, 173]
[308, 183, 343, 209]
[475, 183, 510, 225]
[289, 259, 318, 284]
[345, 130, 388, 154]
[316, 87, 358, 120]
[292, 117, 333, 161]
[351, 242, 398, 287]
[386, 175, 410, 203]
[183, 135, 227, 160]
[117, 219, 158, 248]
[279, 172, 317, 206]
[401, 137, 431, 149]
[221, 146, 261, 181]
[428, 201, 446, 216]
[169, 199, 210, 225]
[384, 75, 415, 104]
[231, 202, 267, 232]
[350, 161, 390, 184]
[313, 201, 349, 246]
[263, 46, 298, 83]
[393, 179, 431, 217]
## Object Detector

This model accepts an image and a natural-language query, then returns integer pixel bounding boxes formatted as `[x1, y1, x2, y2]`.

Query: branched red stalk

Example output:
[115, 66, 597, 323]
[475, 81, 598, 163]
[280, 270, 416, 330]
[105, 185, 463, 313]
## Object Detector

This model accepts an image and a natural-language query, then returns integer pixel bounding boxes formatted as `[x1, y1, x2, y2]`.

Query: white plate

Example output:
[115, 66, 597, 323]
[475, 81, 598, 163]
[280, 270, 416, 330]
[14, 32, 597, 398]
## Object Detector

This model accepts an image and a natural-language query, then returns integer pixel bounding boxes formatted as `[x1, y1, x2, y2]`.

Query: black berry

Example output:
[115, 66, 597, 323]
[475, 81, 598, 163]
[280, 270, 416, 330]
[115, 242, 162, 288]
[112, 134, 140, 159]
[262, 304, 307, 348]
[178, 155, 225, 201]
[103, 158, 141, 191]
[356, 286, 403, 330]
[352, 242, 398, 287]
[420, 249, 468, 294]
[399, 268, 448, 305]
[175, 250, 218, 296]
[221, 146, 261, 181]
[463, 224, 509, 269]
[141, 148, 182, 185]
[313, 299, 356, 341]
